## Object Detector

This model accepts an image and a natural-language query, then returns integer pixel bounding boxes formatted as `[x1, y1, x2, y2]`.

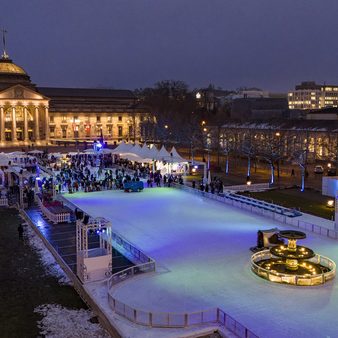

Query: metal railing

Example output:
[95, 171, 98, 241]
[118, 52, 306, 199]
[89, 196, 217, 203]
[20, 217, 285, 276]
[106, 293, 259, 338]
[224, 183, 270, 192]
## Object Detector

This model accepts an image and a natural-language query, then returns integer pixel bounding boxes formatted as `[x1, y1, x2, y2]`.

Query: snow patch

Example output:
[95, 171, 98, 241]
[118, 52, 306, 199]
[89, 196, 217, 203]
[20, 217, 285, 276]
[35, 304, 110, 338]
[24, 223, 71, 285]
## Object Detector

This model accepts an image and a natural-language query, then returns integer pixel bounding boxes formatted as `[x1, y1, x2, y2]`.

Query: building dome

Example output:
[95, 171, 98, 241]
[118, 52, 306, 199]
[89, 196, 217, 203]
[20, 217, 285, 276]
[0, 54, 34, 90]
[0, 57, 27, 75]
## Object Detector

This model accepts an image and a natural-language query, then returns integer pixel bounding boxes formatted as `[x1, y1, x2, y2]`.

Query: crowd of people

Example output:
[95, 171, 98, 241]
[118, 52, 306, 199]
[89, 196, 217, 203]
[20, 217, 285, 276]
[192, 176, 224, 195]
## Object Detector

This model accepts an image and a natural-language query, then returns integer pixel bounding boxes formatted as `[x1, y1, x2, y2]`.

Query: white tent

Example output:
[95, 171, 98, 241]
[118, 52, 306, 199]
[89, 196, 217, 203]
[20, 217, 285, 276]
[99, 148, 114, 154]
[48, 152, 64, 159]
[120, 153, 145, 162]
[156, 145, 171, 161]
[130, 143, 143, 156]
[9, 151, 25, 156]
[111, 141, 134, 154]
[28, 149, 44, 155]
[0, 154, 10, 166]
[163, 146, 188, 163]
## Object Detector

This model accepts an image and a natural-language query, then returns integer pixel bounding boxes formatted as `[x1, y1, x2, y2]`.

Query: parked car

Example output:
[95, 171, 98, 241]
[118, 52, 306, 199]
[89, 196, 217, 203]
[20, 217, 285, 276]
[314, 165, 324, 174]
[327, 167, 337, 176]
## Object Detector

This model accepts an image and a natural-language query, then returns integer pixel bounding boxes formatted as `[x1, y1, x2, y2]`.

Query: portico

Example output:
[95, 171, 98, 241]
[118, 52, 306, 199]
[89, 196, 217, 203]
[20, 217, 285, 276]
[0, 85, 49, 145]
[0, 52, 50, 146]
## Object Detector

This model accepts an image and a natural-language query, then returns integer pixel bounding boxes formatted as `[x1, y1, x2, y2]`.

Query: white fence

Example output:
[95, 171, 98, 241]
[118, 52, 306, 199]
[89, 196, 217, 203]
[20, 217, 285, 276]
[36, 195, 71, 224]
[224, 183, 270, 192]
[107, 293, 259, 337]
[174, 184, 338, 241]
[0, 197, 8, 206]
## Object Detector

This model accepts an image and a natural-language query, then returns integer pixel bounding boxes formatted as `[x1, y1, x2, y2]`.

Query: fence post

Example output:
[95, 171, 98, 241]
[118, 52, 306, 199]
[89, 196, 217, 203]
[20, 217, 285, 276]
[149, 312, 153, 327]
[184, 313, 188, 327]
[134, 309, 137, 322]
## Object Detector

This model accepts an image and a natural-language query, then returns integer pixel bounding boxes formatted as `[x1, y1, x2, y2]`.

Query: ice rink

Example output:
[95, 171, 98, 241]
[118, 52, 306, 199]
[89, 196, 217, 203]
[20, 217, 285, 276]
[65, 188, 338, 338]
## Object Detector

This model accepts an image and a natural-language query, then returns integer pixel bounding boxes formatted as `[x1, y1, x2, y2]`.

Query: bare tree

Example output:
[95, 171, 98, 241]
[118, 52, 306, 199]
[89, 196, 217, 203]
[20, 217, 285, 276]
[257, 131, 285, 185]
[292, 130, 310, 192]
[241, 132, 258, 180]
[220, 129, 235, 175]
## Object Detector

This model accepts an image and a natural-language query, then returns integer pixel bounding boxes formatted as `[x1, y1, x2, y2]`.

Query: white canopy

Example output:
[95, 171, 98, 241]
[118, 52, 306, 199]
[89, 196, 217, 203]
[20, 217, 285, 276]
[99, 148, 115, 154]
[162, 146, 188, 163]
[156, 145, 171, 161]
[130, 143, 143, 156]
[0, 154, 10, 166]
[28, 149, 44, 154]
[120, 153, 145, 162]
[48, 152, 64, 159]
[111, 141, 134, 154]
[9, 151, 26, 156]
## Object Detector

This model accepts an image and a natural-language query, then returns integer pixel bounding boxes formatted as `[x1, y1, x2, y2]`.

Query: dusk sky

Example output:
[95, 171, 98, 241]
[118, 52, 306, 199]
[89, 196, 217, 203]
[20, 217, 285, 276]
[2, 0, 338, 92]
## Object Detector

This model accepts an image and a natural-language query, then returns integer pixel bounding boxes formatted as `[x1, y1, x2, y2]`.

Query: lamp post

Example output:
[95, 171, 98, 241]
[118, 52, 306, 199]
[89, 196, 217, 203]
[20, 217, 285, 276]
[203, 127, 210, 170]
[276, 132, 281, 180]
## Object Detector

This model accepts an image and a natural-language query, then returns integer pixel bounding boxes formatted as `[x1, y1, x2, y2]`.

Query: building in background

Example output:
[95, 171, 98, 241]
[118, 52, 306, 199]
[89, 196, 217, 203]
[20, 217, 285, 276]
[0, 51, 149, 147]
[288, 81, 338, 110]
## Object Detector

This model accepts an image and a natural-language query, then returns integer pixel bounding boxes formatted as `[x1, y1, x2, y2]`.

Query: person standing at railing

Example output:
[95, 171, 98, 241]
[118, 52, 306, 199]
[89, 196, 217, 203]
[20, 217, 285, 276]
[17, 223, 24, 240]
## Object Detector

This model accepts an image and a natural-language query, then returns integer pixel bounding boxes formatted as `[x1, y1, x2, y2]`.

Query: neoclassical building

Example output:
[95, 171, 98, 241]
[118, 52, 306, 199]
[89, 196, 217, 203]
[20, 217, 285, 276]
[0, 51, 149, 147]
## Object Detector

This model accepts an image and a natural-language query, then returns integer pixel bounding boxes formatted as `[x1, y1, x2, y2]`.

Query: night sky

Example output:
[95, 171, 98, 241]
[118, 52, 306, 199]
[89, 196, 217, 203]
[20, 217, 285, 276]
[2, 0, 338, 92]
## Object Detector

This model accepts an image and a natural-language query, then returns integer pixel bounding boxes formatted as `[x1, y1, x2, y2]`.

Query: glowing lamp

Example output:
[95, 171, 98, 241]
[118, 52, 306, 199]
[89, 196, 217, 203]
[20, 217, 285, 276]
[328, 163, 332, 168]
[194, 165, 198, 169]
[327, 200, 334, 208]
[191, 168, 196, 173]
[246, 180, 252, 186]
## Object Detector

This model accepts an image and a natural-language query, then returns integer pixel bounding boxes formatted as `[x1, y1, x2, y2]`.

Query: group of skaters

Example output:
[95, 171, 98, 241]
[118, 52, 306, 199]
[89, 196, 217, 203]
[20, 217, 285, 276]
[146, 172, 184, 188]
[191, 176, 224, 195]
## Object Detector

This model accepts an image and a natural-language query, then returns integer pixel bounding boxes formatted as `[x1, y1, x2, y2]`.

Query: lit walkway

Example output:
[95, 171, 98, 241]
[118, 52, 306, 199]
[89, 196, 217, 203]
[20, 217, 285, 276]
[26, 207, 133, 274]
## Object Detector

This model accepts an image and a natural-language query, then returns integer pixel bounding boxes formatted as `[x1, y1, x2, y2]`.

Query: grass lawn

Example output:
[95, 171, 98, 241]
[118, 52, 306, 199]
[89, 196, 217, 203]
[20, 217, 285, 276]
[0, 208, 86, 338]
[240, 188, 335, 220]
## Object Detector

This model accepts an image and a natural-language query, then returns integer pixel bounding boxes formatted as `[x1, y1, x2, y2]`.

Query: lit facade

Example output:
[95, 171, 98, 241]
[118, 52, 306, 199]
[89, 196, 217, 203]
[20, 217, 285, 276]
[288, 82, 338, 110]
[0, 52, 150, 146]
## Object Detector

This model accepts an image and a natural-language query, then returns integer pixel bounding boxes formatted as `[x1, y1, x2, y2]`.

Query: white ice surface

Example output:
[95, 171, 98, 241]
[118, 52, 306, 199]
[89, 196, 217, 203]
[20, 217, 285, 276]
[65, 188, 338, 338]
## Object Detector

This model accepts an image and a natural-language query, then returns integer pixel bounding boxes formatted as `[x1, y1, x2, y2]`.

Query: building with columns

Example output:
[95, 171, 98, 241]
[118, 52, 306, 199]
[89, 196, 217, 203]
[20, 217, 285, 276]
[0, 51, 149, 147]
[0, 53, 50, 145]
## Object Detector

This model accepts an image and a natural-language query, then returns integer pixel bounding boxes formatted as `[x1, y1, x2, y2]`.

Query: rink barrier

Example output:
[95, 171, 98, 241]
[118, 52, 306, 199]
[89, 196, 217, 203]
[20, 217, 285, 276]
[173, 184, 338, 241]
[224, 183, 270, 192]
[107, 292, 259, 338]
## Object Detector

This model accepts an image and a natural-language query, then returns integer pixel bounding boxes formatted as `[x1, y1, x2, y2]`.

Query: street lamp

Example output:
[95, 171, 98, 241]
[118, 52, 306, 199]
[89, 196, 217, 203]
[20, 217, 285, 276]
[203, 128, 210, 170]
[276, 131, 281, 179]
[196, 92, 201, 100]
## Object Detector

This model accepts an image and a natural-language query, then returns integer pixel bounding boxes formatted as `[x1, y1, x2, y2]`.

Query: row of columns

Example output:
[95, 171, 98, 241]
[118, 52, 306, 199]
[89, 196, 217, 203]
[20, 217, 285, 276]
[0, 106, 49, 143]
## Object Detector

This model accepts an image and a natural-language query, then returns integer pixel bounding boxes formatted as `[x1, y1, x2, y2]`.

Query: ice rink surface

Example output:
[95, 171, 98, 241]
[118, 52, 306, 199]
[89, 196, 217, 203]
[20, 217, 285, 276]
[66, 188, 338, 338]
